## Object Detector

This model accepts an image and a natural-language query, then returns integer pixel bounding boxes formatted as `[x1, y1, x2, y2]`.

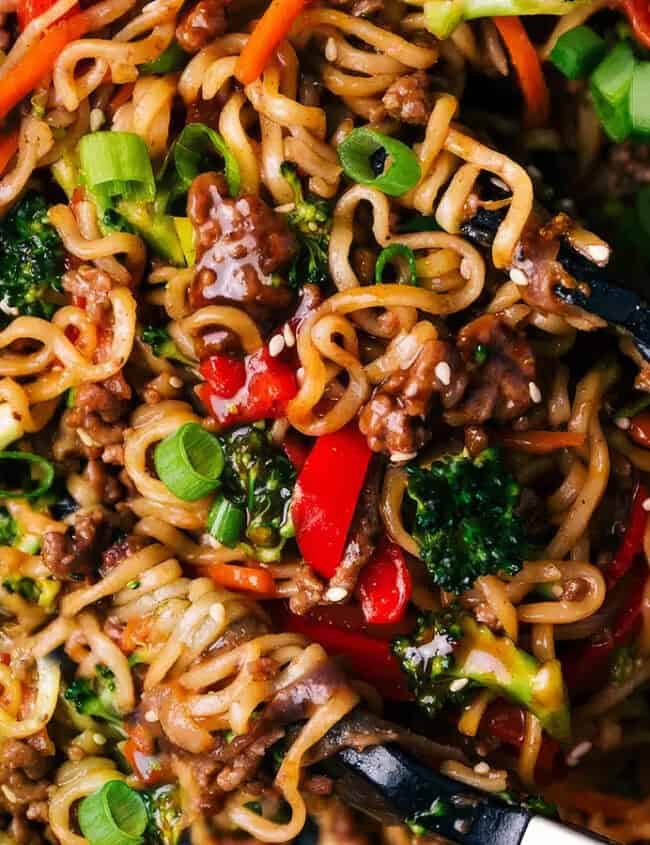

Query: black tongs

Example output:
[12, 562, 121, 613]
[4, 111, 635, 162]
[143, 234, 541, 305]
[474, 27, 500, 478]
[460, 206, 650, 362]
[328, 743, 616, 845]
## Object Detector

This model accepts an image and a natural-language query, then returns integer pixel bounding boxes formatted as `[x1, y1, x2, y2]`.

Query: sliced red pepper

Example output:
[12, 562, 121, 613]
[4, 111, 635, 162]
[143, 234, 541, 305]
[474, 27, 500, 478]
[603, 482, 648, 588]
[628, 412, 650, 449]
[16, 0, 77, 30]
[480, 701, 564, 784]
[299, 602, 414, 640]
[292, 425, 373, 579]
[123, 724, 165, 786]
[278, 605, 411, 700]
[621, 0, 650, 49]
[282, 430, 312, 472]
[199, 346, 297, 428]
[358, 538, 412, 625]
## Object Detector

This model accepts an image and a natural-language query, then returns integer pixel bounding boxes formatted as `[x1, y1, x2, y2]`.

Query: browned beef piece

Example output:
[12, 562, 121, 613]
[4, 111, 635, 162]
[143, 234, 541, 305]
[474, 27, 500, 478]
[100, 533, 147, 575]
[41, 508, 111, 580]
[62, 265, 113, 321]
[188, 172, 296, 322]
[288, 565, 325, 616]
[176, 0, 226, 52]
[382, 71, 433, 125]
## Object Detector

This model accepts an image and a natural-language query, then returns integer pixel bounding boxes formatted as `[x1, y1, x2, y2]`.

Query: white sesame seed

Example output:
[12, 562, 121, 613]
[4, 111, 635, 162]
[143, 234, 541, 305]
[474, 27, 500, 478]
[551, 585, 564, 598]
[325, 586, 348, 602]
[454, 819, 471, 834]
[510, 267, 528, 287]
[473, 762, 490, 775]
[209, 603, 225, 623]
[283, 323, 295, 348]
[566, 740, 592, 767]
[585, 244, 610, 265]
[325, 37, 338, 62]
[296, 367, 305, 382]
[390, 450, 417, 463]
[529, 381, 542, 404]
[268, 334, 285, 357]
[169, 376, 183, 389]
[449, 677, 469, 693]
[616, 416, 631, 430]
[90, 108, 105, 132]
[93, 733, 106, 745]
[460, 258, 472, 280]
[144, 709, 157, 723]
[435, 361, 451, 386]
[643, 498, 650, 512]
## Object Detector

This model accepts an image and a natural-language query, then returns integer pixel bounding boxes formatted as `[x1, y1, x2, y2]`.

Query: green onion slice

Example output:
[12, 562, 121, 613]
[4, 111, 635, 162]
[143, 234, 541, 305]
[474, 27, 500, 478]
[139, 41, 188, 74]
[0, 452, 55, 499]
[338, 128, 420, 196]
[154, 422, 224, 501]
[207, 495, 244, 547]
[630, 61, 650, 139]
[375, 244, 418, 285]
[590, 43, 635, 143]
[549, 25, 606, 80]
[79, 132, 156, 212]
[78, 781, 147, 845]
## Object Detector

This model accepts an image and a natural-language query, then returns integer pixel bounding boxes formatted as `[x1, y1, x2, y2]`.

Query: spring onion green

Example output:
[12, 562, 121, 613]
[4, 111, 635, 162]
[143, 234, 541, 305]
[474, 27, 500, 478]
[207, 495, 245, 547]
[154, 422, 224, 501]
[78, 781, 147, 845]
[590, 43, 635, 142]
[338, 128, 420, 196]
[629, 62, 650, 139]
[549, 25, 606, 80]
[140, 41, 188, 74]
[0, 452, 55, 499]
[79, 132, 156, 211]
[375, 244, 418, 285]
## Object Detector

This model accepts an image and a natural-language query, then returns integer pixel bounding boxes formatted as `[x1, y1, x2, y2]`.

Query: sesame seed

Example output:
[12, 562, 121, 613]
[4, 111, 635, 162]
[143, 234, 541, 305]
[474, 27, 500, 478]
[435, 361, 451, 386]
[390, 450, 417, 463]
[325, 37, 338, 62]
[268, 334, 285, 357]
[454, 819, 471, 834]
[551, 585, 564, 598]
[460, 258, 472, 280]
[296, 367, 305, 382]
[169, 376, 183, 389]
[90, 108, 105, 132]
[585, 244, 610, 265]
[325, 586, 348, 602]
[93, 733, 106, 745]
[529, 381, 542, 404]
[144, 709, 157, 723]
[616, 416, 631, 430]
[473, 762, 490, 775]
[283, 323, 295, 347]
[449, 677, 468, 692]
[510, 267, 528, 287]
[566, 740, 592, 767]
[643, 498, 650, 512]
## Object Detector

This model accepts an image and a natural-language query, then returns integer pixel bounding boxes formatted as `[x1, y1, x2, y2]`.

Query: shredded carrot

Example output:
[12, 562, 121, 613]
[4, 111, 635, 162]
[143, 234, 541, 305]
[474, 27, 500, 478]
[0, 129, 19, 176]
[207, 562, 276, 595]
[494, 430, 586, 454]
[109, 82, 135, 117]
[235, 0, 307, 85]
[0, 11, 89, 122]
[494, 16, 550, 129]
[120, 615, 152, 653]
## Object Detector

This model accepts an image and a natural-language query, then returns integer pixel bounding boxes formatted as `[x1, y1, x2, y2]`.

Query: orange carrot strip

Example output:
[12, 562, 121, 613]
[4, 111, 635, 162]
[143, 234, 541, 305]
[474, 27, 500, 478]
[207, 562, 276, 595]
[494, 16, 550, 129]
[0, 129, 20, 176]
[0, 12, 89, 122]
[235, 0, 307, 85]
[494, 430, 586, 454]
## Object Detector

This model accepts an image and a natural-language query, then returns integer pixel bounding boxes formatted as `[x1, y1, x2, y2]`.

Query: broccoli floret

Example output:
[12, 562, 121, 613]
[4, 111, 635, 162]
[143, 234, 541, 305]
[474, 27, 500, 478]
[0, 194, 64, 325]
[141, 325, 194, 367]
[2, 575, 60, 608]
[142, 785, 186, 845]
[393, 607, 570, 741]
[406, 448, 527, 594]
[280, 162, 331, 289]
[64, 665, 123, 728]
[214, 425, 296, 561]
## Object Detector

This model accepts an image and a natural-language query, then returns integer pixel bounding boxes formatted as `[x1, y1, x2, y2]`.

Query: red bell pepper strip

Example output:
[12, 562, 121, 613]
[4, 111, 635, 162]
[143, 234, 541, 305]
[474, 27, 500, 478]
[292, 425, 373, 579]
[480, 701, 564, 784]
[282, 430, 312, 472]
[621, 0, 650, 49]
[358, 538, 412, 625]
[278, 605, 411, 699]
[16, 0, 76, 30]
[562, 563, 649, 696]
[603, 482, 648, 588]
[198, 346, 297, 428]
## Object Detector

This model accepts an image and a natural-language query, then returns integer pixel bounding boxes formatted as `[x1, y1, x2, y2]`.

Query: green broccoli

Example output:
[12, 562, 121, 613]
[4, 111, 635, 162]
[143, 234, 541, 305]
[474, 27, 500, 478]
[64, 665, 124, 729]
[393, 606, 570, 741]
[141, 325, 194, 366]
[142, 785, 186, 845]
[406, 448, 527, 594]
[208, 425, 295, 561]
[280, 162, 331, 289]
[0, 194, 64, 326]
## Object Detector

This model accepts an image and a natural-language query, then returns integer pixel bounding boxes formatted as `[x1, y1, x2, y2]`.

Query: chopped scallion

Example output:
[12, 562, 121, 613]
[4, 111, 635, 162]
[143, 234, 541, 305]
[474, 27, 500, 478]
[549, 25, 606, 80]
[590, 43, 635, 142]
[338, 128, 420, 196]
[139, 41, 188, 74]
[0, 452, 55, 499]
[154, 422, 224, 501]
[375, 244, 418, 285]
[629, 61, 650, 139]
[207, 495, 244, 547]
[79, 132, 156, 211]
[78, 781, 147, 845]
